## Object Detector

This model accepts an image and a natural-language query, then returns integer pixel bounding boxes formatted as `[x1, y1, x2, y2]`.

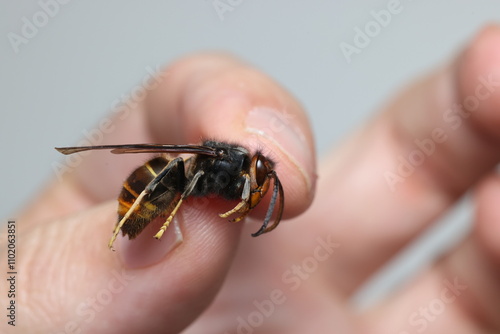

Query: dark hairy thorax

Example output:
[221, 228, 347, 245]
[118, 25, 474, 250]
[189, 141, 251, 200]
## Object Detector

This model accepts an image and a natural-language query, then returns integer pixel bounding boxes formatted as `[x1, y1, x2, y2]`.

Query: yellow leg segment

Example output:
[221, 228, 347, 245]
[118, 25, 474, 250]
[108, 191, 147, 250]
[219, 200, 248, 218]
[154, 198, 184, 240]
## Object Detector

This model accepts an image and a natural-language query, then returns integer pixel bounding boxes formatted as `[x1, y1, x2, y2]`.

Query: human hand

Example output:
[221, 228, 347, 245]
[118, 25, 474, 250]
[184, 26, 500, 334]
[3, 25, 500, 334]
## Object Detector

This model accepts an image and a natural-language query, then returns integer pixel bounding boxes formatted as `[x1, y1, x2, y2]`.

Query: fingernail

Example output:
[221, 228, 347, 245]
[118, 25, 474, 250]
[118, 213, 184, 268]
[245, 106, 315, 192]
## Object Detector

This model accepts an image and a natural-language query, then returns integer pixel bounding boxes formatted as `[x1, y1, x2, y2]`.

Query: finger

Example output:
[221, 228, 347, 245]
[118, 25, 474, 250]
[21, 53, 316, 228]
[300, 25, 500, 295]
[1, 198, 244, 334]
[358, 174, 500, 333]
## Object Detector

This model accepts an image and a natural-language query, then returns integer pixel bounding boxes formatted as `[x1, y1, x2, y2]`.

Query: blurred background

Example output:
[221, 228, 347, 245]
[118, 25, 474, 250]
[1, 1, 499, 308]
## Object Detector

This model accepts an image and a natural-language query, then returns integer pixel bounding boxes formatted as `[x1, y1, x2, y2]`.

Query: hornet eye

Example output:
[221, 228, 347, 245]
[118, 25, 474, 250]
[255, 154, 269, 187]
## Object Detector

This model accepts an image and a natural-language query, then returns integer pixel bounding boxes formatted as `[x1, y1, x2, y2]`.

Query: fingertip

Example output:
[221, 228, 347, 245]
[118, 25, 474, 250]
[115, 215, 184, 268]
[111, 193, 244, 268]
[145, 53, 317, 219]
[245, 106, 316, 212]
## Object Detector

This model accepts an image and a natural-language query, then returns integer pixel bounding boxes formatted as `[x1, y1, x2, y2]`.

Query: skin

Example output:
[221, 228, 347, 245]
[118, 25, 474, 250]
[2, 25, 500, 333]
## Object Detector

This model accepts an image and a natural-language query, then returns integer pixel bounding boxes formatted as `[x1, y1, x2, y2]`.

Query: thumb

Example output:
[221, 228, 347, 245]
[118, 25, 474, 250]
[8, 200, 240, 334]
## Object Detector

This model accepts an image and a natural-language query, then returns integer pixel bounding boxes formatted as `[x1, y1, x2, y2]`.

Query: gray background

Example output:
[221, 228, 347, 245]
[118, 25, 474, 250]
[1, 1, 498, 308]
